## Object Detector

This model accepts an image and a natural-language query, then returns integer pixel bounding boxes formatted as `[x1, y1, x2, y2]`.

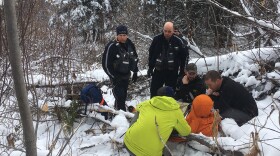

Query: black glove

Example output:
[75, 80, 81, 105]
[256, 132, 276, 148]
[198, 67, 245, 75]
[132, 72, 138, 82]
[147, 68, 153, 78]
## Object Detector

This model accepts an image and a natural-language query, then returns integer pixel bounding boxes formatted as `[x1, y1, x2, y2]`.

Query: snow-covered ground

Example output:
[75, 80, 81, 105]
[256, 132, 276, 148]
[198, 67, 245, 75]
[2, 47, 280, 155]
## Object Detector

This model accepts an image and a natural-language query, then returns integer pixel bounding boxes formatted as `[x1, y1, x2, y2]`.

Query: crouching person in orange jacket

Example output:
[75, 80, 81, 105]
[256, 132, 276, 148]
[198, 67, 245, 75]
[124, 86, 191, 156]
[186, 94, 217, 137]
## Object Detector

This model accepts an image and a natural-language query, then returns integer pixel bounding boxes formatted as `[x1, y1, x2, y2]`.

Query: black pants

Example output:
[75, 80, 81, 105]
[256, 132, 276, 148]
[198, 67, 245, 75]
[150, 69, 178, 98]
[221, 108, 253, 126]
[113, 78, 129, 111]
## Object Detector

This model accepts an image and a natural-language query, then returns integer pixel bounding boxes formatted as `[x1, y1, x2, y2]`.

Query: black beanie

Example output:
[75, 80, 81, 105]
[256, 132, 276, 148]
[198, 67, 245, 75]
[157, 86, 174, 97]
[116, 25, 128, 35]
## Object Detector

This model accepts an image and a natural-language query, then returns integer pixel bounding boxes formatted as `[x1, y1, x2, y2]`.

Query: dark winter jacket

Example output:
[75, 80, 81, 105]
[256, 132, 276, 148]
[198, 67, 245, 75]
[148, 33, 187, 74]
[102, 38, 138, 80]
[175, 76, 206, 103]
[210, 77, 258, 118]
[176, 34, 189, 64]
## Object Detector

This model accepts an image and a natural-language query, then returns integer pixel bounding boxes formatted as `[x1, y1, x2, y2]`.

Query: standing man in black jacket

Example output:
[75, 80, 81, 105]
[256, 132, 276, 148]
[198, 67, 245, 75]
[148, 22, 188, 98]
[102, 25, 139, 111]
[205, 70, 258, 126]
[175, 63, 206, 103]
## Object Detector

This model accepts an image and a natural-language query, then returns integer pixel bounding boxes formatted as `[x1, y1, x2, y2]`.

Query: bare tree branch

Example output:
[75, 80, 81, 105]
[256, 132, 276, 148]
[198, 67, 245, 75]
[206, 0, 280, 33]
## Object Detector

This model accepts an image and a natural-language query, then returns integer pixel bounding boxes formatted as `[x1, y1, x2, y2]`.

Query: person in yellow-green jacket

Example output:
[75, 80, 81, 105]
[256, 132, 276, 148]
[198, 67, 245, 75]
[124, 86, 191, 156]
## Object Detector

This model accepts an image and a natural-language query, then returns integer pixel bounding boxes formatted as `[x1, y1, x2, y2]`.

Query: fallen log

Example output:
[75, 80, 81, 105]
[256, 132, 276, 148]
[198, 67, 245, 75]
[88, 105, 135, 119]
[170, 134, 244, 156]
[27, 75, 148, 89]
[27, 80, 110, 89]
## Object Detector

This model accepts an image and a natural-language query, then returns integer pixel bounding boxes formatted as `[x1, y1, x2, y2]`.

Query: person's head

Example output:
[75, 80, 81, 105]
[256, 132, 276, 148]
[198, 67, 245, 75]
[192, 94, 213, 117]
[157, 86, 174, 97]
[185, 63, 197, 81]
[173, 26, 180, 36]
[163, 22, 174, 40]
[204, 70, 222, 91]
[116, 25, 128, 43]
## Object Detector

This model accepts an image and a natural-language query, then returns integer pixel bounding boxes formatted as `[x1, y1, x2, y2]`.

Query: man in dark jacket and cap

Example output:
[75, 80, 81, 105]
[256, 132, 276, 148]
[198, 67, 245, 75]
[175, 63, 206, 103]
[204, 70, 258, 126]
[102, 25, 139, 111]
[148, 22, 187, 98]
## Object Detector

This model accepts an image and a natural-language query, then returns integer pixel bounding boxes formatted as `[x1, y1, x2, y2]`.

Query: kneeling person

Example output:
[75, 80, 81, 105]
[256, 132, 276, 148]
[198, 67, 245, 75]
[204, 70, 258, 126]
[186, 94, 216, 137]
[124, 86, 191, 156]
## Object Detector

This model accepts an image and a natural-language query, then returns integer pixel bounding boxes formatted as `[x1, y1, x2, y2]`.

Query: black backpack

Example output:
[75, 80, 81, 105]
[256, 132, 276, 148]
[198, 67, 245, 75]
[80, 83, 103, 104]
[80, 83, 108, 119]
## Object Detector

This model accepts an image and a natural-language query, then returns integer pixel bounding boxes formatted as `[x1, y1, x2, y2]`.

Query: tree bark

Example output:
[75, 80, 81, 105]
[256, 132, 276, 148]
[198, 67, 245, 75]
[3, 0, 37, 155]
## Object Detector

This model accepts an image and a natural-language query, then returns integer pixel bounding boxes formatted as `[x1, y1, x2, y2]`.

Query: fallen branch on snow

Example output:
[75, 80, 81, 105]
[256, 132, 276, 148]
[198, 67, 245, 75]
[175, 134, 244, 156]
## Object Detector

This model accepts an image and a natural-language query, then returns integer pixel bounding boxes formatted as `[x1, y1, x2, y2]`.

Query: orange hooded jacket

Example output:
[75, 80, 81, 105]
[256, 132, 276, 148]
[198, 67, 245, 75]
[186, 94, 215, 137]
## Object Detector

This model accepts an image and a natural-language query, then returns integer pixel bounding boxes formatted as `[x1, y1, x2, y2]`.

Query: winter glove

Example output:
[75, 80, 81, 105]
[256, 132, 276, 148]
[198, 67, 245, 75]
[127, 106, 136, 113]
[147, 68, 153, 78]
[132, 72, 138, 82]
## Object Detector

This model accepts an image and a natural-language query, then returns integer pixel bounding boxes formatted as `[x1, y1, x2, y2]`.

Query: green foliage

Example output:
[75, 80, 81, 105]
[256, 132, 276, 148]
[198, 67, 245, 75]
[61, 100, 80, 135]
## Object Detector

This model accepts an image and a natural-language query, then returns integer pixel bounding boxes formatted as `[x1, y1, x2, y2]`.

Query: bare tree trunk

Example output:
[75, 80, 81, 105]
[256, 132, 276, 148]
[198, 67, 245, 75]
[3, 0, 37, 155]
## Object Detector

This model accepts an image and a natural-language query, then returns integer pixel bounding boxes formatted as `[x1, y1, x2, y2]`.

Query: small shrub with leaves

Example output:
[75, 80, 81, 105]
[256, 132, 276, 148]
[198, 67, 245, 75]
[61, 100, 80, 136]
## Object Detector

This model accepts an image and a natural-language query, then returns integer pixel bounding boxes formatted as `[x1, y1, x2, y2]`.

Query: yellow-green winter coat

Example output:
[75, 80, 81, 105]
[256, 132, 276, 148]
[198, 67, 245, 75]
[124, 96, 191, 156]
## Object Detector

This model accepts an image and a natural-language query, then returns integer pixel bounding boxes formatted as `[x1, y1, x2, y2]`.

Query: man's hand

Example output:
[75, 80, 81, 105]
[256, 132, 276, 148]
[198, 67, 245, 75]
[147, 68, 153, 78]
[206, 89, 220, 96]
[212, 92, 219, 96]
[182, 75, 189, 84]
[206, 88, 213, 95]
[132, 72, 138, 82]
